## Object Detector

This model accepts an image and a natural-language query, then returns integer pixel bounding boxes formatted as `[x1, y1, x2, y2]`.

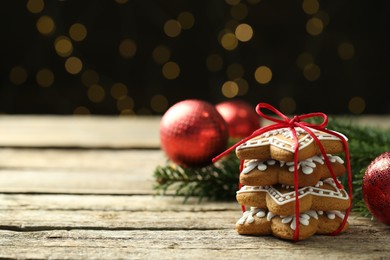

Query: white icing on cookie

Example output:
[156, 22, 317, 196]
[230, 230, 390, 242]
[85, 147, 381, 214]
[267, 210, 318, 230]
[236, 127, 347, 153]
[240, 154, 344, 176]
[241, 159, 276, 174]
[318, 210, 345, 220]
[236, 207, 267, 225]
[237, 208, 347, 236]
[237, 178, 349, 206]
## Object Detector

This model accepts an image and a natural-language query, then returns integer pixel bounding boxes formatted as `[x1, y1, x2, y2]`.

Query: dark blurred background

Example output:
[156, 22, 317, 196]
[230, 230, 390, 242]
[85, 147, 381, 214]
[0, 0, 389, 115]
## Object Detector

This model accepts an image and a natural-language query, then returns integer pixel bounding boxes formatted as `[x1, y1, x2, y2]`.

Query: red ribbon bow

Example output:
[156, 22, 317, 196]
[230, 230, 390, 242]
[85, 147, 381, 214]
[213, 103, 352, 241]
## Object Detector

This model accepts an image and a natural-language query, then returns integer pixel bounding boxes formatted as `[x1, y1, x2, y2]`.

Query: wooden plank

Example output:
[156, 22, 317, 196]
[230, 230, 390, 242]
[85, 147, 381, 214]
[0, 209, 236, 230]
[0, 216, 388, 259]
[0, 173, 388, 256]
[0, 193, 387, 234]
[0, 115, 161, 148]
[0, 194, 238, 212]
[0, 149, 165, 194]
[0, 115, 388, 149]
[0, 194, 237, 230]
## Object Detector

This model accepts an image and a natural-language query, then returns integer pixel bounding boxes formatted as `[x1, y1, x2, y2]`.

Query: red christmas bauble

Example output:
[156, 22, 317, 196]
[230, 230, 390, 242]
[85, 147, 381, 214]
[160, 99, 229, 167]
[362, 151, 390, 225]
[216, 100, 260, 138]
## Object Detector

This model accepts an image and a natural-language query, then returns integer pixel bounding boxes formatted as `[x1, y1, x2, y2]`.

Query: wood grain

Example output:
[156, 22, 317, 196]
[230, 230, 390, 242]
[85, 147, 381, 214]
[1, 194, 389, 259]
[0, 116, 389, 259]
[0, 115, 388, 149]
[0, 115, 161, 148]
[0, 149, 165, 194]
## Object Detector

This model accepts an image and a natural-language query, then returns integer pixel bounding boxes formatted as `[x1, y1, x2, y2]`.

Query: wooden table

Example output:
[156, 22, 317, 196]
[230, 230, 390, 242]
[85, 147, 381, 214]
[0, 115, 389, 259]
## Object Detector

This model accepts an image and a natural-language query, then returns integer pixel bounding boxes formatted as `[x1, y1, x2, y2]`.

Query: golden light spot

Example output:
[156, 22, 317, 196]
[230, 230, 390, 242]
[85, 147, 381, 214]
[247, 0, 261, 4]
[235, 23, 253, 42]
[348, 96, 366, 114]
[117, 96, 134, 111]
[225, 0, 240, 5]
[338, 42, 355, 60]
[119, 39, 137, 59]
[220, 33, 238, 51]
[69, 23, 87, 42]
[73, 106, 90, 115]
[303, 63, 320, 81]
[164, 19, 181, 38]
[227, 63, 244, 79]
[162, 61, 180, 80]
[221, 81, 239, 98]
[9, 66, 28, 85]
[81, 69, 99, 87]
[36, 16, 55, 35]
[26, 0, 44, 13]
[177, 12, 195, 30]
[150, 94, 169, 113]
[115, 0, 128, 3]
[296, 52, 314, 70]
[254, 66, 272, 84]
[206, 54, 223, 72]
[279, 97, 296, 114]
[302, 0, 319, 15]
[230, 3, 248, 20]
[54, 36, 73, 57]
[36, 68, 54, 87]
[152, 45, 171, 64]
[64, 57, 83, 75]
[235, 78, 249, 96]
[88, 84, 105, 103]
[111, 82, 128, 99]
[306, 17, 323, 36]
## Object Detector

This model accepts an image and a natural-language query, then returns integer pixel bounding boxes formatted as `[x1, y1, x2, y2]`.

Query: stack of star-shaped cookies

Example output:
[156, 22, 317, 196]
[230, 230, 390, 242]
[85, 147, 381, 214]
[235, 127, 351, 240]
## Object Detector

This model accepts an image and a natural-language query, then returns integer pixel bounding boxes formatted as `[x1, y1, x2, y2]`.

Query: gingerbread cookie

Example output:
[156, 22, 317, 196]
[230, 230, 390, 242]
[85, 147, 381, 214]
[222, 104, 353, 241]
[240, 154, 346, 187]
[236, 207, 348, 240]
[236, 178, 351, 215]
[236, 127, 346, 162]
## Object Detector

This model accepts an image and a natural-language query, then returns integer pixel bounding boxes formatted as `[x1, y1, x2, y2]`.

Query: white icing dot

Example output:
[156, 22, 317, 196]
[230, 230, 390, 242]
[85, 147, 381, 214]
[282, 216, 293, 224]
[256, 210, 266, 218]
[267, 212, 275, 221]
[268, 160, 276, 165]
[327, 213, 336, 220]
[290, 219, 297, 230]
[302, 166, 313, 174]
[299, 217, 310, 226]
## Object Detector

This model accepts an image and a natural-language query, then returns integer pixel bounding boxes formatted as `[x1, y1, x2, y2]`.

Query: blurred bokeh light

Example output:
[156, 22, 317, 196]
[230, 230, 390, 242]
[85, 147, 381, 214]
[0, 0, 389, 115]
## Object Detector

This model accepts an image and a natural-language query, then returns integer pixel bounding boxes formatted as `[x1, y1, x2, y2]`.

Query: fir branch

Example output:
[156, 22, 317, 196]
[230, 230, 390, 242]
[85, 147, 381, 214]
[153, 153, 240, 201]
[153, 117, 390, 217]
[325, 117, 390, 216]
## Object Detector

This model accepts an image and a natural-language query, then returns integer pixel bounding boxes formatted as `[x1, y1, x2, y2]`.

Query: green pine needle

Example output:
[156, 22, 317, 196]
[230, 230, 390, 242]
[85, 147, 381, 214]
[153, 117, 390, 217]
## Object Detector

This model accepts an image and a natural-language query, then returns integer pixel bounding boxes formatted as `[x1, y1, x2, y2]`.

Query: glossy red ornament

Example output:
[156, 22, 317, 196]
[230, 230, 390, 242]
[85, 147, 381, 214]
[363, 151, 390, 225]
[160, 99, 229, 167]
[216, 100, 260, 139]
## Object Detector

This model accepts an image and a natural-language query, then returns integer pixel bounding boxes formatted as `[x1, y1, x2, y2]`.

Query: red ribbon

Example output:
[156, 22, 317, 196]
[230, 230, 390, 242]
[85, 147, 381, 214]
[213, 103, 352, 241]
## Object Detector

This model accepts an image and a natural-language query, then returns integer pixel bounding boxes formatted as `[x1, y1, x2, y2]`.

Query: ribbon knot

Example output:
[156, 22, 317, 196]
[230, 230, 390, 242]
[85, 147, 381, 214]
[212, 102, 352, 242]
[289, 115, 300, 126]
